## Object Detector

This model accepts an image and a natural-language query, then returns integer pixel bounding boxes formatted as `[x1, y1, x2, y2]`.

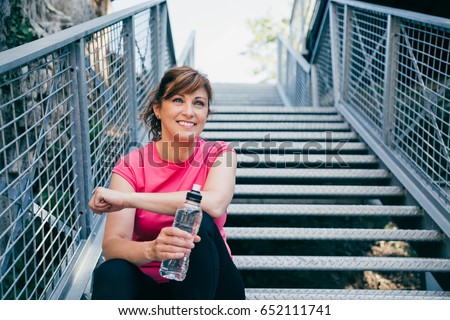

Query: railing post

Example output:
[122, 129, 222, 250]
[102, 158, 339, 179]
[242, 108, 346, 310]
[329, 2, 342, 107]
[311, 64, 320, 107]
[277, 37, 282, 87]
[382, 15, 400, 147]
[123, 16, 138, 147]
[69, 39, 94, 237]
[159, 2, 168, 71]
[341, 5, 353, 104]
[151, 5, 161, 82]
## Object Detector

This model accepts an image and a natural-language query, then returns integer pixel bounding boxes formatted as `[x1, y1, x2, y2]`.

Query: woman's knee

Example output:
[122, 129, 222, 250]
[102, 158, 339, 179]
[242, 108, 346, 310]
[197, 212, 217, 238]
[94, 259, 138, 285]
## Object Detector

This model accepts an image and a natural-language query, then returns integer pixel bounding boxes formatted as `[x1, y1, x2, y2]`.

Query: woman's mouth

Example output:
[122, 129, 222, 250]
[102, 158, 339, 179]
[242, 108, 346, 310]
[177, 120, 195, 128]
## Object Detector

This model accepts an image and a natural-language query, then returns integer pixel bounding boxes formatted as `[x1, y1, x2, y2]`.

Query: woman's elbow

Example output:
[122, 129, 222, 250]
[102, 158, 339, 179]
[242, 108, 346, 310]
[203, 205, 227, 219]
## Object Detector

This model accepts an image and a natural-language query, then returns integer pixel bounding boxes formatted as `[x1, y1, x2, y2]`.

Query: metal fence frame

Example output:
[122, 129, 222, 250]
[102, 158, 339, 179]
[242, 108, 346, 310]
[277, 35, 312, 106]
[279, 0, 450, 237]
[0, 0, 182, 299]
[329, 0, 450, 237]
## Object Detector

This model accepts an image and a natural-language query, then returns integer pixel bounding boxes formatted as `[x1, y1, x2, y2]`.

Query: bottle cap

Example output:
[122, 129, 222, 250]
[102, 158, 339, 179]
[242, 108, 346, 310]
[186, 184, 202, 203]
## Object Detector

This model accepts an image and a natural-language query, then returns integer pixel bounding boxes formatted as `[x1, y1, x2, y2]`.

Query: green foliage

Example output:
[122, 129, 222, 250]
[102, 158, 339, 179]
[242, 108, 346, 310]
[242, 14, 289, 83]
[4, 0, 39, 49]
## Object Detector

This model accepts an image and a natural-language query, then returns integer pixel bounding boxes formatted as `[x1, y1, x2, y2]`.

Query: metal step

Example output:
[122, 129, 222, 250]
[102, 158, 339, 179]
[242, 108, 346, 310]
[227, 204, 423, 217]
[231, 141, 369, 154]
[236, 168, 391, 182]
[204, 122, 350, 131]
[211, 106, 338, 114]
[202, 131, 358, 141]
[207, 114, 343, 122]
[237, 154, 379, 168]
[245, 288, 450, 300]
[225, 227, 444, 241]
[233, 184, 404, 199]
[234, 255, 450, 272]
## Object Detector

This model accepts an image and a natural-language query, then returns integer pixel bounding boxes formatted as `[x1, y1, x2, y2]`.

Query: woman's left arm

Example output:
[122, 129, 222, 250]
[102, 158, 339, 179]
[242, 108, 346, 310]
[90, 151, 237, 218]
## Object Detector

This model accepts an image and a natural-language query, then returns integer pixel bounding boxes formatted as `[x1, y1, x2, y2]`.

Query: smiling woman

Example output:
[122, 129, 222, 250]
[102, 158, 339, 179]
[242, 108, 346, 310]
[88, 66, 244, 300]
[143, 67, 212, 147]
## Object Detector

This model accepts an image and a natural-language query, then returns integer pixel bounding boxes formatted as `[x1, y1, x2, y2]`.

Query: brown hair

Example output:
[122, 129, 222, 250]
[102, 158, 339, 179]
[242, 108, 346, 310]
[140, 66, 213, 141]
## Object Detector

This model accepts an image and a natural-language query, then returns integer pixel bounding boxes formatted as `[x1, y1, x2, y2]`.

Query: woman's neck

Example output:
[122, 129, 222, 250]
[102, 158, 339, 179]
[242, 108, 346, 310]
[156, 138, 196, 163]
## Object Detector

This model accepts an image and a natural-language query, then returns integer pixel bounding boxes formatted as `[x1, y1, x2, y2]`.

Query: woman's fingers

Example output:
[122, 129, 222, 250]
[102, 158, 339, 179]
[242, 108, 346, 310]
[153, 227, 197, 260]
[88, 187, 127, 214]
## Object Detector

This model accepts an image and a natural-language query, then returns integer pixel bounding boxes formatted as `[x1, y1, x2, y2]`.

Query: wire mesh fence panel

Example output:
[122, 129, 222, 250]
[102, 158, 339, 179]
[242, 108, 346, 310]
[0, 0, 178, 299]
[0, 47, 82, 299]
[346, 8, 388, 136]
[278, 37, 312, 107]
[84, 22, 131, 194]
[315, 19, 335, 107]
[331, 0, 450, 209]
[392, 19, 450, 202]
[134, 9, 156, 122]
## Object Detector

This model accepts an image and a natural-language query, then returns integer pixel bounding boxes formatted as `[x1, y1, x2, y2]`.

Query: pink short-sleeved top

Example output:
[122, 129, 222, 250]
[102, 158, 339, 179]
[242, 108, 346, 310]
[112, 137, 235, 283]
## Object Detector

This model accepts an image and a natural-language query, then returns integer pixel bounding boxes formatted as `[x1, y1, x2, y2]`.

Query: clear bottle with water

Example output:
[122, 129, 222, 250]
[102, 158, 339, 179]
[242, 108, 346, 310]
[159, 184, 203, 281]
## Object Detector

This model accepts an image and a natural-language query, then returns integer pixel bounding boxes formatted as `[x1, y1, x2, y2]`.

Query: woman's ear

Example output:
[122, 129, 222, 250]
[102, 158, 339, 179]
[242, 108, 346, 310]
[153, 102, 160, 119]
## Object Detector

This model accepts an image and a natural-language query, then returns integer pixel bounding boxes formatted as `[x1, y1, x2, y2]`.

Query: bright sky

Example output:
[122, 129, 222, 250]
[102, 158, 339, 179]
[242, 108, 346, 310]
[111, 0, 292, 83]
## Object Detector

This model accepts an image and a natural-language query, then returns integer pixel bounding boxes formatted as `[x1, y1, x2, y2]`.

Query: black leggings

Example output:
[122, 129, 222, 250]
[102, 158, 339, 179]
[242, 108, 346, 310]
[91, 214, 245, 300]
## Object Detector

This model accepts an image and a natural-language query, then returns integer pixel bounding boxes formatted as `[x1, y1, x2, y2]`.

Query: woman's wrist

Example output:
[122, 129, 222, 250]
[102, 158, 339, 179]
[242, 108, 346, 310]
[144, 240, 157, 262]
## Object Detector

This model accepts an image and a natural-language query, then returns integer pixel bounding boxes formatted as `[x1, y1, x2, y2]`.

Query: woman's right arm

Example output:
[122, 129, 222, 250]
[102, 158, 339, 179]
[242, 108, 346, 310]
[96, 173, 197, 266]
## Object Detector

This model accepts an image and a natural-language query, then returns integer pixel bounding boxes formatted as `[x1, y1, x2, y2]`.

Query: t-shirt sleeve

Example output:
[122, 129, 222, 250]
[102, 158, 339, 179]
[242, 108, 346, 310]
[111, 149, 142, 191]
[204, 140, 236, 168]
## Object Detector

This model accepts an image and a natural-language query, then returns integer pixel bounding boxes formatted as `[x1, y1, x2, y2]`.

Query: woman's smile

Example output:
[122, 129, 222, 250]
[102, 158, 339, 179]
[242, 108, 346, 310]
[177, 120, 196, 129]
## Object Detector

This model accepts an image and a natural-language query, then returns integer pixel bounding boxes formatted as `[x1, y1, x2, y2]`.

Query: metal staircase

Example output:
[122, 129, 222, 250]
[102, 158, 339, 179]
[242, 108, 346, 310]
[206, 83, 450, 300]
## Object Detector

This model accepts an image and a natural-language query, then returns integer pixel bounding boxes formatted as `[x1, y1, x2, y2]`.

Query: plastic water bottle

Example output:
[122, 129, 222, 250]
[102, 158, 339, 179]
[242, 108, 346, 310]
[159, 184, 203, 281]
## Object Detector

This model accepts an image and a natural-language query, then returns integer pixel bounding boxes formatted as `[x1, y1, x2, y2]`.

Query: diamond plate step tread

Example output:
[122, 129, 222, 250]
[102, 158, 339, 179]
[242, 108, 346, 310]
[202, 131, 358, 141]
[233, 184, 404, 198]
[237, 154, 379, 165]
[207, 114, 343, 122]
[234, 255, 450, 272]
[244, 288, 450, 300]
[227, 204, 423, 217]
[225, 227, 444, 241]
[204, 122, 350, 131]
[211, 106, 338, 114]
[231, 141, 368, 153]
[236, 168, 391, 180]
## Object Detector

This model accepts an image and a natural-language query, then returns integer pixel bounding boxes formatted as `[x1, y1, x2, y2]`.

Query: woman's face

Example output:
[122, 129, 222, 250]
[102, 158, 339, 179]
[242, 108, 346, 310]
[154, 87, 209, 143]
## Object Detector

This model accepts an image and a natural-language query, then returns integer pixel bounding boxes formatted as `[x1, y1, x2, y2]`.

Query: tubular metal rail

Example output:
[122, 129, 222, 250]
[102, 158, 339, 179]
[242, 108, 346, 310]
[0, 0, 193, 300]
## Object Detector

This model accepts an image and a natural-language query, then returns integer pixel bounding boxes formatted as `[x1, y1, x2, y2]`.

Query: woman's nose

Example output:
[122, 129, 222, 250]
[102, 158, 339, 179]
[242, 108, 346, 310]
[182, 102, 195, 115]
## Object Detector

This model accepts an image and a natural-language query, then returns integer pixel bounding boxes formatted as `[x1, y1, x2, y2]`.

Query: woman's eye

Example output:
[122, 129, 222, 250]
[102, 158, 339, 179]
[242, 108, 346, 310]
[194, 101, 205, 107]
[173, 98, 183, 103]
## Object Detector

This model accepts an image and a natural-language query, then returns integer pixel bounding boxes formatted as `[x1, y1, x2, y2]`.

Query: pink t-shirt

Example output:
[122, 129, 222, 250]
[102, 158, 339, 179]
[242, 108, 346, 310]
[112, 137, 235, 282]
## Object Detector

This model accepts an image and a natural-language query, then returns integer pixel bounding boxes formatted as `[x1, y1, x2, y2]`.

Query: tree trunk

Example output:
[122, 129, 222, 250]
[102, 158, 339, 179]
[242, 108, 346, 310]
[0, 0, 111, 52]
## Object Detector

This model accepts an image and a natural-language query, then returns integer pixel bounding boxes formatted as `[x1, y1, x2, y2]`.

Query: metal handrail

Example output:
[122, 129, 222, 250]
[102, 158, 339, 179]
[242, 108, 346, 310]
[0, 0, 167, 73]
[177, 31, 196, 67]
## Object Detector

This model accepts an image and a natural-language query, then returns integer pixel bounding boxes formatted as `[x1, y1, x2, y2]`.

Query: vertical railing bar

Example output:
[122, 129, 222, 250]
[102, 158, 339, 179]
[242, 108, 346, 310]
[382, 14, 400, 147]
[341, 4, 353, 104]
[70, 39, 94, 237]
[123, 16, 138, 148]
[150, 5, 160, 82]
[311, 64, 320, 107]
[160, 2, 168, 71]
[329, 2, 342, 106]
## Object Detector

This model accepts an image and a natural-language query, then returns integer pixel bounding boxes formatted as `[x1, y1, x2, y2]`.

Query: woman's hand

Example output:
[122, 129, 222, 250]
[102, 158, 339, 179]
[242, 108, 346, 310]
[88, 187, 131, 214]
[149, 227, 201, 261]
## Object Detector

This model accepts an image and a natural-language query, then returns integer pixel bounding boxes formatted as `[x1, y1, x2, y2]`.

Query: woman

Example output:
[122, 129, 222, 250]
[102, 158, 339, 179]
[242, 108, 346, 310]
[88, 66, 245, 300]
